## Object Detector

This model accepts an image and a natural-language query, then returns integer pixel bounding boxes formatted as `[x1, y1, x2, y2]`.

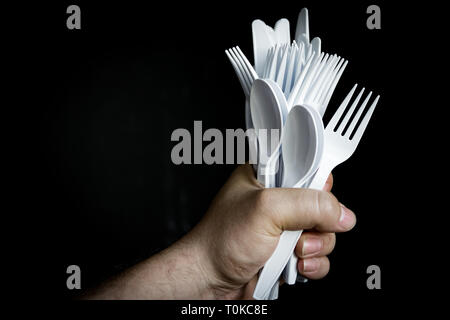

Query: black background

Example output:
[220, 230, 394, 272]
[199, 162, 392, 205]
[10, 0, 434, 313]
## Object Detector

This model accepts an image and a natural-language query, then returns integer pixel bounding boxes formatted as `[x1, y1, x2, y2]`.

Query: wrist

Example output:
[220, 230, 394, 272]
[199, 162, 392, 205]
[179, 225, 246, 299]
[162, 233, 218, 299]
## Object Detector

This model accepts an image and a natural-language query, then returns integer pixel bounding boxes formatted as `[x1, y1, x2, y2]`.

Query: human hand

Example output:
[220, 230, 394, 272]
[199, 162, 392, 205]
[185, 164, 356, 299]
[84, 164, 356, 300]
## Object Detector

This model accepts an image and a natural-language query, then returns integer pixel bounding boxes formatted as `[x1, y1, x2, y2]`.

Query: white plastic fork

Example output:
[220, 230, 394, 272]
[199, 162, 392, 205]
[225, 47, 259, 170]
[227, 47, 349, 291]
[288, 52, 348, 115]
[229, 45, 346, 118]
[309, 84, 380, 188]
[225, 47, 258, 96]
[269, 55, 347, 290]
[253, 84, 380, 300]
[280, 54, 347, 285]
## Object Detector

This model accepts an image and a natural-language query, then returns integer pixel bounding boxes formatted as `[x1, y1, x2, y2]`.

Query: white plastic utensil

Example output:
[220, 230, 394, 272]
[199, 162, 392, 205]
[274, 18, 291, 45]
[248, 80, 288, 298]
[295, 8, 310, 45]
[288, 52, 348, 116]
[311, 37, 321, 55]
[267, 101, 325, 296]
[274, 45, 290, 87]
[281, 53, 348, 284]
[259, 85, 381, 295]
[263, 79, 288, 193]
[252, 19, 288, 77]
[309, 85, 380, 189]
[280, 55, 343, 281]
[262, 79, 296, 299]
[250, 79, 286, 184]
[227, 8, 380, 301]
[227, 49, 350, 288]
[225, 47, 260, 170]
[281, 104, 323, 189]
[283, 42, 299, 96]
[252, 20, 275, 77]
[253, 103, 321, 300]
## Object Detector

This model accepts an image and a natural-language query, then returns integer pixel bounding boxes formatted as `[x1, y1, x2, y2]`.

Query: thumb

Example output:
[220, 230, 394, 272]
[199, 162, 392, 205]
[257, 188, 356, 233]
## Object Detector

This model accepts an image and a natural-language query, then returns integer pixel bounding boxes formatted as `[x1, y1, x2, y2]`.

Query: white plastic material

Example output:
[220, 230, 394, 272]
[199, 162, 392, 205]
[258, 85, 380, 294]
[225, 9, 380, 300]
[253, 103, 320, 300]
[252, 20, 275, 77]
[295, 8, 310, 45]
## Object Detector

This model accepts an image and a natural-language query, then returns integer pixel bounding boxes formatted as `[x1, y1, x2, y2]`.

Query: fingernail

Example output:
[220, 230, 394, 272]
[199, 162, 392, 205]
[302, 238, 323, 257]
[339, 204, 356, 230]
[302, 258, 320, 273]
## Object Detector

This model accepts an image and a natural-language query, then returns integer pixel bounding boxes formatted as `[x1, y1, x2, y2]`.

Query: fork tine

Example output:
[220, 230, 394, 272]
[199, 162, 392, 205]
[233, 47, 255, 91]
[283, 44, 297, 94]
[311, 53, 330, 85]
[351, 95, 380, 143]
[321, 59, 348, 116]
[307, 54, 337, 102]
[263, 47, 274, 78]
[231, 47, 252, 90]
[293, 42, 304, 81]
[275, 44, 290, 87]
[314, 55, 341, 103]
[225, 49, 250, 96]
[235, 46, 258, 81]
[268, 44, 280, 80]
[228, 49, 252, 94]
[295, 52, 324, 104]
[305, 53, 330, 98]
[287, 51, 317, 106]
[326, 83, 357, 130]
[344, 91, 372, 138]
[336, 87, 365, 134]
[303, 54, 331, 103]
[318, 57, 344, 105]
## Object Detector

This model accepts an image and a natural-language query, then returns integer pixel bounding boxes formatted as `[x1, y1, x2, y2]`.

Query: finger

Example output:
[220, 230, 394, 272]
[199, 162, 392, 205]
[243, 275, 259, 300]
[295, 232, 336, 258]
[298, 256, 330, 279]
[254, 188, 356, 233]
[323, 173, 333, 192]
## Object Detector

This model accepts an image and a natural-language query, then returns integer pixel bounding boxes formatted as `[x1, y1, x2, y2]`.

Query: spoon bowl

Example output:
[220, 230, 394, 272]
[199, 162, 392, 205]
[281, 104, 323, 188]
[250, 79, 286, 184]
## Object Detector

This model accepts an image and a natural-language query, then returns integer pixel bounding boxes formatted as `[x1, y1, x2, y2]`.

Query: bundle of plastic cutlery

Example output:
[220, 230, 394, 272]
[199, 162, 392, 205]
[225, 8, 380, 300]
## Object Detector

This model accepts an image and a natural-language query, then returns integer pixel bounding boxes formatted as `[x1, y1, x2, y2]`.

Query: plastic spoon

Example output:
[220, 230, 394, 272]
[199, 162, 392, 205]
[253, 103, 321, 300]
[281, 104, 324, 285]
[267, 99, 324, 299]
[263, 79, 288, 194]
[250, 79, 285, 185]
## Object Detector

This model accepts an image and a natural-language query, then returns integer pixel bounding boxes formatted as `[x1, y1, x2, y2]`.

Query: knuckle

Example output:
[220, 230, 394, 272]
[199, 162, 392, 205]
[251, 188, 284, 235]
[253, 188, 275, 212]
[317, 191, 340, 221]
[324, 233, 336, 253]
[320, 257, 330, 276]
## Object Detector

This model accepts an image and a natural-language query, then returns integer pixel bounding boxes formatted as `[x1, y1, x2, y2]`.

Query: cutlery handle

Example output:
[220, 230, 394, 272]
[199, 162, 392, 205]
[282, 163, 333, 285]
[255, 163, 333, 298]
[308, 163, 332, 190]
[267, 280, 279, 300]
[283, 255, 300, 284]
[253, 230, 303, 300]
